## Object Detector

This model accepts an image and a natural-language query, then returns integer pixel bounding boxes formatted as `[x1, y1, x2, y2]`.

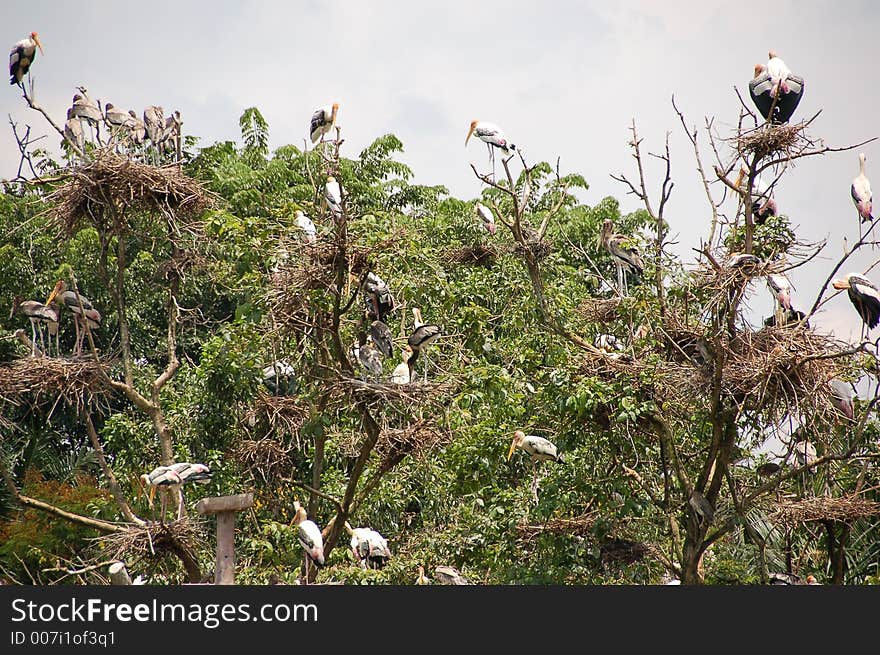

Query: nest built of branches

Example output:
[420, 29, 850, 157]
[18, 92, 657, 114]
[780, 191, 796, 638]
[770, 495, 880, 527]
[734, 121, 810, 162]
[444, 243, 498, 269]
[248, 393, 309, 440]
[513, 238, 553, 262]
[47, 149, 215, 235]
[94, 516, 206, 566]
[516, 511, 600, 541]
[577, 298, 622, 324]
[232, 436, 299, 484]
[0, 356, 115, 413]
[334, 377, 455, 409]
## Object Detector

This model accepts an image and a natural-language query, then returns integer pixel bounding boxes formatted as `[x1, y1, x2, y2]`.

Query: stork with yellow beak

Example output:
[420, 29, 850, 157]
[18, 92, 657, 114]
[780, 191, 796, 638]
[832, 272, 880, 339]
[507, 430, 565, 502]
[465, 120, 517, 177]
[9, 32, 43, 87]
[310, 102, 339, 144]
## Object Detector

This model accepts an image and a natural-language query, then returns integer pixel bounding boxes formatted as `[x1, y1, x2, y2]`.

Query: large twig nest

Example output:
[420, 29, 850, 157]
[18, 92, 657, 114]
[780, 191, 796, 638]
[577, 298, 622, 324]
[734, 121, 810, 161]
[770, 495, 880, 526]
[47, 149, 216, 235]
[0, 357, 116, 413]
[516, 511, 599, 541]
[93, 516, 207, 565]
[444, 244, 498, 269]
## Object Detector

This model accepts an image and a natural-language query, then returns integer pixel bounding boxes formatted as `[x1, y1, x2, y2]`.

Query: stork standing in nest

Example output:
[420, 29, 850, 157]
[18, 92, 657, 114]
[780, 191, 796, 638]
[407, 308, 441, 383]
[10, 295, 60, 357]
[507, 430, 565, 503]
[390, 345, 413, 385]
[599, 219, 643, 296]
[46, 280, 102, 358]
[766, 272, 793, 326]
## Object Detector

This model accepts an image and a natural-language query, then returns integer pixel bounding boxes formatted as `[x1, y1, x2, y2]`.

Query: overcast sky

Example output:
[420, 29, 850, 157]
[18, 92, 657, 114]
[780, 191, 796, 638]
[2, 1, 878, 342]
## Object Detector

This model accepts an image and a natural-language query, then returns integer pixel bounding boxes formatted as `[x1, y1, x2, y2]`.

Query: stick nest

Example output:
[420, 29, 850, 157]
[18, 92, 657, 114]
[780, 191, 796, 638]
[577, 298, 622, 324]
[734, 121, 809, 161]
[338, 419, 451, 466]
[334, 377, 455, 409]
[0, 357, 115, 413]
[770, 495, 880, 526]
[93, 516, 207, 565]
[47, 150, 216, 235]
[232, 436, 299, 484]
[516, 511, 599, 540]
[513, 238, 553, 261]
[444, 244, 498, 269]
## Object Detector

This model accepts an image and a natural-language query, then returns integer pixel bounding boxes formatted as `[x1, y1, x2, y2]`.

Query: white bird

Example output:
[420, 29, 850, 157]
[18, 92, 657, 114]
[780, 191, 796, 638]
[828, 379, 855, 421]
[63, 107, 85, 155]
[293, 501, 325, 584]
[475, 202, 496, 235]
[310, 103, 339, 144]
[346, 524, 392, 570]
[788, 439, 818, 472]
[726, 252, 761, 270]
[10, 296, 60, 357]
[465, 120, 517, 175]
[9, 32, 43, 86]
[138, 465, 183, 519]
[45, 279, 102, 357]
[416, 565, 431, 585]
[294, 210, 317, 244]
[832, 272, 880, 337]
[325, 176, 343, 217]
[594, 333, 624, 355]
[363, 272, 396, 321]
[166, 462, 212, 519]
[262, 360, 297, 395]
[507, 430, 565, 501]
[852, 153, 874, 227]
[766, 273, 792, 310]
[767, 50, 791, 97]
[600, 219, 644, 296]
[143, 105, 165, 145]
[407, 308, 441, 383]
[390, 346, 413, 385]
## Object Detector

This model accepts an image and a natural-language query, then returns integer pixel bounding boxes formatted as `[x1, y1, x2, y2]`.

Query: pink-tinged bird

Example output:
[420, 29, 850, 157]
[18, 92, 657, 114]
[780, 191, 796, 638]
[832, 272, 880, 335]
[293, 502, 325, 584]
[8, 32, 43, 86]
[767, 50, 791, 96]
[766, 273, 792, 311]
[852, 153, 874, 224]
[476, 202, 496, 235]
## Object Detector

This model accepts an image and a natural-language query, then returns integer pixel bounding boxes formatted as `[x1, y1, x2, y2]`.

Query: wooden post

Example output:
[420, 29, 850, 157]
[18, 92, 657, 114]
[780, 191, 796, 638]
[196, 493, 253, 585]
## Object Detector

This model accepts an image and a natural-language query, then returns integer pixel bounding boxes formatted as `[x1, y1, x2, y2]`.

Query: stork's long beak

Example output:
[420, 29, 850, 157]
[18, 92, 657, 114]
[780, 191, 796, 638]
[832, 279, 848, 290]
[465, 124, 476, 147]
[507, 439, 517, 461]
[331, 103, 339, 127]
[33, 35, 44, 55]
[45, 280, 61, 306]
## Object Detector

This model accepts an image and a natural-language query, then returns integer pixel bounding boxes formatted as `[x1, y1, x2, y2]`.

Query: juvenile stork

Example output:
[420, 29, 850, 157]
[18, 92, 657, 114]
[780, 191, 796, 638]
[362, 272, 396, 322]
[390, 346, 414, 384]
[600, 219, 643, 296]
[465, 120, 517, 177]
[294, 210, 317, 244]
[63, 107, 85, 155]
[104, 103, 134, 147]
[345, 523, 392, 570]
[507, 430, 565, 502]
[353, 337, 384, 380]
[852, 153, 874, 239]
[324, 176, 343, 218]
[369, 319, 394, 358]
[10, 296, 59, 357]
[9, 32, 43, 86]
[310, 102, 339, 144]
[407, 308, 441, 383]
[293, 501, 325, 584]
[70, 92, 103, 143]
[831, 273, 880, 338]
[766, 272, 793, 326]
[45, 280, 102, 357]
[127, 110, 146, 145]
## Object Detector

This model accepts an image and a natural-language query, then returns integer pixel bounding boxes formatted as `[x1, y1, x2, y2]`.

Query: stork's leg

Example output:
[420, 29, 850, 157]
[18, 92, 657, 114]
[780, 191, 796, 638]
[38, 323, 47, 356]
[29, 319, 37, 357]
[303, 557, 310, 586]
[530, 461, 539, 504]
[177, 487, 185, 521]
[71, 317, 81, 358]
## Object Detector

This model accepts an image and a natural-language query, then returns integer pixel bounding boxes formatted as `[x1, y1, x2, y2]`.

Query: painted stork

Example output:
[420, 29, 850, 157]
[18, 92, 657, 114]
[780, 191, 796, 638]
[416, 565, 431, 585]
[749, 56, 804, 124]
[63, 107, 85, 155]
[157, 110, 182, 156]
[831, 273, 880, 336]
[71, 92, 103, 143]
[407, 308, 441, 383]
[104, 103, 133, 147]
[293, 501, 325, 584]
[346, 523, 392, 570]
[475, 202, 496, 235]
[390, 345, 413, 385]
[465, 120, 517, 175]
[369, 319, 394, 358]
[507, 430, 565, 502]
[262, 360, 297, 396]
[600, 219, 643, 295]
[763, 308, 809, 329]
[9, 32, 43, 86]
[127, 110, 146, 145]
[735, 167, 778, 224]
[766, 50, 791, 97]
[143, 105, 165, 145]
[310, 103, 339, 144]
[167, 462, 212, 519]
[10, 296, 60, 357]
[766, 273, 793, 325]
[726, 252, 761, 270]
[851, 153, 874, 233]
[294, 210, 317, 244]
[324, 176, 343, 217]
[362, 272, 396, 322]
[45, 279, 102, 357]
[788, 438, 818, 472]
[828, 379, 855, 421]
[138, 465, 183, 519]
[354, 337, 384, 380]
[594, 333, 624, 355]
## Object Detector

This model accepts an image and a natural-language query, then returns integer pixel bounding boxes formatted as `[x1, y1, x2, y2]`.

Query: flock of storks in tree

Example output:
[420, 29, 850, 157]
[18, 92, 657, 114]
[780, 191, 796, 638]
[6, 33, 872, 583]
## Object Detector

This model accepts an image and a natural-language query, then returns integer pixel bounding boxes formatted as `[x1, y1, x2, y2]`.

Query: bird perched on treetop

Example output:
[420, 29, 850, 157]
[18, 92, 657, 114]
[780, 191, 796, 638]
[9, 32, 43, 86]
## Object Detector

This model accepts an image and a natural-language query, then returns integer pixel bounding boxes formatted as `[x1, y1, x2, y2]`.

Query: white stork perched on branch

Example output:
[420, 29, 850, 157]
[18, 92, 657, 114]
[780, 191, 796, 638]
[600, 219, 643, 296]
[325, 176, 343, 218]
[475, 202, 496, 235]
[507, 430, 565, 502]
[293, 501, 324, 584]
[465, 120, 517, 176]
[852, 153, 874, 238]
[832, 272, 880, 338]
[407, 308, 441, 383]
[294, 210, 317, 244]
[310, 103, 339, 144]
[9, 32, 43, 86]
